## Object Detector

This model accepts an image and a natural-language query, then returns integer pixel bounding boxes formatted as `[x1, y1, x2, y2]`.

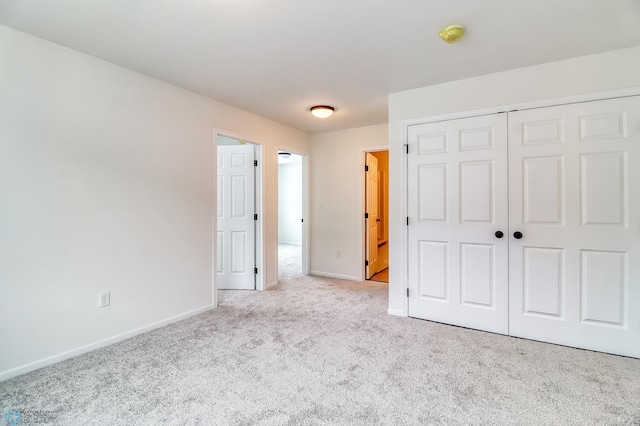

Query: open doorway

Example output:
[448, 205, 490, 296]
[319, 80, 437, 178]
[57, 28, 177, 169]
[364, 150, 389, 283]
[216, 135, 261, 291]
[278, 151, 303, 280]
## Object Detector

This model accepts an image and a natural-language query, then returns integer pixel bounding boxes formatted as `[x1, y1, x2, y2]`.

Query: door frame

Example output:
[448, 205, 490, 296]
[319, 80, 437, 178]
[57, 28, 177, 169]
[213, 129, 264, 306]
[362, 146, 389, 281]
[277, 147, 310, 276]
[396, 86, 640, 317]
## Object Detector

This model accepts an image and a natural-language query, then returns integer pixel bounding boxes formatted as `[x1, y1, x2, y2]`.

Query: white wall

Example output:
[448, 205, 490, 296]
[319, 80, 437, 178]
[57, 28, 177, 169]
[278, 159, 302, 245]
[310, 124, 389, 280]
[388, 45, 640, 316]
[0, 25, 310, 380]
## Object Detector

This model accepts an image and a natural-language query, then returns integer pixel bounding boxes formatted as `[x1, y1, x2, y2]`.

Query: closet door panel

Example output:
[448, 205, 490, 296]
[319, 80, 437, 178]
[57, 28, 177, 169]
[509, 96, 640, 358]
[407, 113, 509, 334]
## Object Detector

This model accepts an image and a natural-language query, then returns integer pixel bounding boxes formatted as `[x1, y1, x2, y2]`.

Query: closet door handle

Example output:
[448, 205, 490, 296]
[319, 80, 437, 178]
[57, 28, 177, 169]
[513, 231, 523, 239]
[495, 231, 504, 238]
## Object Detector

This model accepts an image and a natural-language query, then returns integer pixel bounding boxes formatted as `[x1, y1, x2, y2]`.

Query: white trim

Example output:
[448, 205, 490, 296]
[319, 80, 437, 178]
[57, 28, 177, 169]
[359, 144, 389, 281]
[399, 122, 409, 317]
[211, 129, 218, 308]
[0, 305, 213, 382]
[362, 144, 389, 153]
[361, 146, 390, 282]
[310, 270, 361, 281]
[301, 154, 310, 276]
[361, 151, 367, 281]
[401, 87, 640, 128]
[397, 86, 640, 320]
[213, 129, 265, 292]
[387, 308, 404, 317]
[255, 144, 265, 291]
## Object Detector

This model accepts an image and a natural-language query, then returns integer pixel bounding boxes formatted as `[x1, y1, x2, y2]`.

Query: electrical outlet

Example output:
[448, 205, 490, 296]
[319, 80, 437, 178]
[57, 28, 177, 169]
[337, 251, 341, 258]
[99, 291, 110, 308]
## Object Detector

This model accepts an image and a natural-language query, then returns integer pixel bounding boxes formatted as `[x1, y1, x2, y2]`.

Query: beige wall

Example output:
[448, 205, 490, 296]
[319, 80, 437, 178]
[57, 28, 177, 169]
[310, 124, 389, 280]
[0, 25, 310, 380]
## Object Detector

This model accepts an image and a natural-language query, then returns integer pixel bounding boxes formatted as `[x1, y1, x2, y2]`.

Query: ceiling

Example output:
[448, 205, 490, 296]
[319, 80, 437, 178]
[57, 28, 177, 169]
[2, 1, 640, 134]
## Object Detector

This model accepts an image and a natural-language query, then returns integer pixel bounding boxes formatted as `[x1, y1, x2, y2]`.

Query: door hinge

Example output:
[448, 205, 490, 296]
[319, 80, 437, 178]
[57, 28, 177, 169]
[301, 218, 304, 222]
[404, 144, 409, 154]
[406, 217, 409, 226]
[365, 260, 369, 266]
[254, 213, 258, 220]
[364, 164, 369, 172]
[364, 212, 369, 219]
[254, 267, 258, 275]
[254, 160, 258, 167]
[407, 288, 409, 298]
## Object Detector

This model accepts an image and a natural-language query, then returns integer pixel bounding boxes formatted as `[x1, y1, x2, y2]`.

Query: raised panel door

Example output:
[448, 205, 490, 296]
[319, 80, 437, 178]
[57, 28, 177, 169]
[508, 96, 640, 357]
[407, 114, 509, 334]
[217, 144, 256, 290]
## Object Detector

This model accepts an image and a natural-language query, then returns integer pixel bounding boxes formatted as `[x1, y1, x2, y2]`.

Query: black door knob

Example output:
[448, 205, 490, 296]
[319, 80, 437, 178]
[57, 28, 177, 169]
[495, 231, 504, 238]
[514, 231, 523, 239]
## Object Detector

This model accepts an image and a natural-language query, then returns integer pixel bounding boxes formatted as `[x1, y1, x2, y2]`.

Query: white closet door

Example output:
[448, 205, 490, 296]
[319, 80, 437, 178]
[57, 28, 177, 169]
[509, 96, 640, 357]
[217, 145, 256, 290]
[407, 114, 509, 334]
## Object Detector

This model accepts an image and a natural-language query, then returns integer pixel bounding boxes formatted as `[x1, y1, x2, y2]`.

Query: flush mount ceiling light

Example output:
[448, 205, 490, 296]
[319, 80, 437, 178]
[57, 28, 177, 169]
[278, 152, 291, 159]
[439, 24, 465, 43]
[309, 105, 335, 119]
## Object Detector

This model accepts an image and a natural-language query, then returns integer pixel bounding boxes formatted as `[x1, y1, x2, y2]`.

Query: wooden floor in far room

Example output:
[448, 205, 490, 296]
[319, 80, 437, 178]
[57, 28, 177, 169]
[369, 268, 388, 283]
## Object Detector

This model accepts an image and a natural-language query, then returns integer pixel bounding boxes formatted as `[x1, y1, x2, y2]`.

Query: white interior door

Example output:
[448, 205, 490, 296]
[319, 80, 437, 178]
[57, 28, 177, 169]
[508, 96, 640, 357]
[407, 114, 509, 334]
[217, 144, 256, 290]
[366, 153, 381, 278]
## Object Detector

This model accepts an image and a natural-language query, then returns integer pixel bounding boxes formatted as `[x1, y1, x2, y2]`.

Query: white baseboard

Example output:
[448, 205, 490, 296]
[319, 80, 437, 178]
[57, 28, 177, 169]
[0, 304, 213, 382]
[310, 270, 361, 281]
[387, 308, 405, 317]
[277, 241, 301, 246]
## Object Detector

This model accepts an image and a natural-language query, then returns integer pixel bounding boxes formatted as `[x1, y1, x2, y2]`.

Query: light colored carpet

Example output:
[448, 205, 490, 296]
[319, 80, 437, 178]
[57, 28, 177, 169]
[1, 244, 640, 425]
